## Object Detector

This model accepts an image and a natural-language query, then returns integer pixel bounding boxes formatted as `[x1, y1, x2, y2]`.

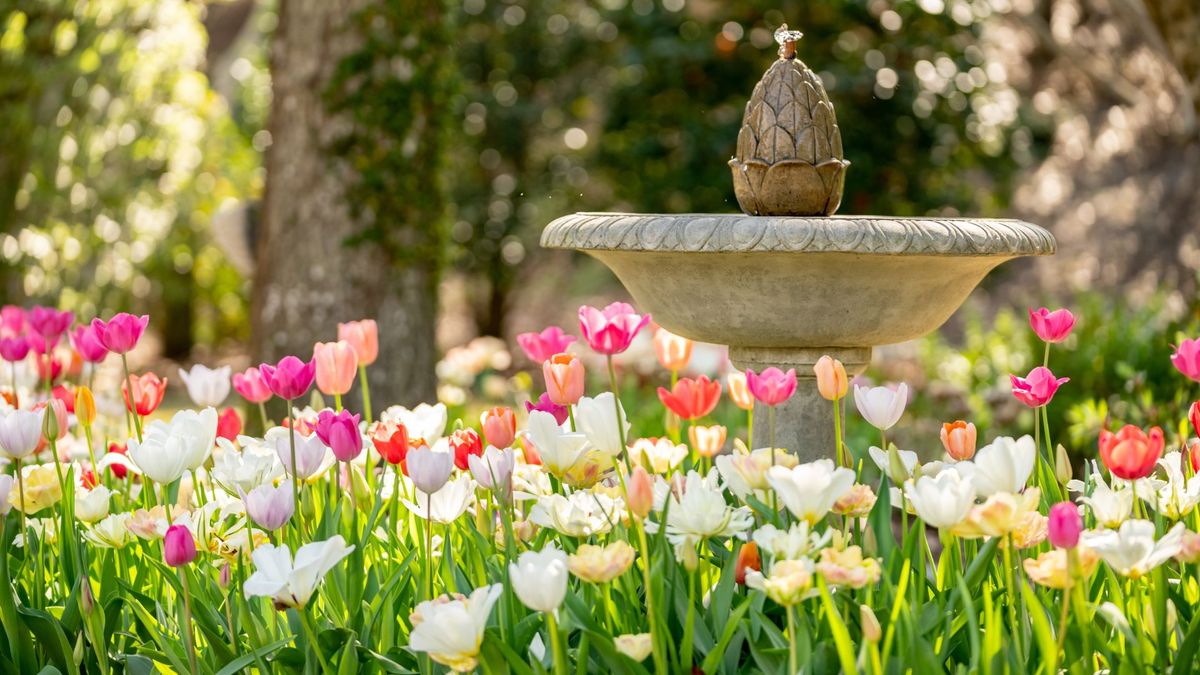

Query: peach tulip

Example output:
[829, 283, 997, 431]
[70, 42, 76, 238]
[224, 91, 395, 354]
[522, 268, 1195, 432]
[726, 371, 754, 411]
[689, 424, 727, 458]
[653, 327, 693, 372]
[481, 406, 517, 449]
[940, 420, 977, 461]
[543, 353, 585, 406]
[337, 319, 379, 366]
[1099, 424, 1163, 480]
[813, 355, 848, 401]
[314, 340, 358, 396]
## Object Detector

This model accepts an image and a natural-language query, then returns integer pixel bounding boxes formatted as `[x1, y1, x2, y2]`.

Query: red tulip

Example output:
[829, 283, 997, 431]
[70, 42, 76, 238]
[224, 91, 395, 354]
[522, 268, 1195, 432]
[1190, 401, 1200, 439]
[372, 420, 410, 466]
[1099, 424, 1164, 480]
[657, 376, 721, 420]
[122, 373, 167, 416]
[107, 442, 128, 479]
[51, 384, 75, 414]
[449, 428, 483, 471]
[217, 407, 242, 442]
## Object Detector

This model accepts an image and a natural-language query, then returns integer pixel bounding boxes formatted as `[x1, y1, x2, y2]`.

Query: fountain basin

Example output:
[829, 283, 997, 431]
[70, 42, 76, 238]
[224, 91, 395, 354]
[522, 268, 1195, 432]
[542, 212, 1055, 460]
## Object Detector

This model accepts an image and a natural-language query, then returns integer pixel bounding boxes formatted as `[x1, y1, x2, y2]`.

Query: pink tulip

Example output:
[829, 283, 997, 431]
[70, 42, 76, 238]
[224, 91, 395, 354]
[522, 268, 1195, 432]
[1028, 307, 1076, 343]
[745, 367, 797, 407]
[28, 306, 73, 347]
[578, 302, 650, 355]
[1172, 338, 1200, 382]
[0, 306, 26, 338]
[0, 336, 29, 362]
[70, 324, 108, 363]
[315, 409, 363, 462]
[338, 319, 379, 367]
[481, 406, 517, 448]
[525, 392, 569, 426]
[1047, 502, 1082, 549]
[163, 524, 197, 567]
[91, 313, 148, 354]
[1010, 366, 1069, 408]
[43, 398, 68, 442]
[259, 356, 316, 401]
[313, 340, 358, 396]
[242, 483, 294, 531]
[543, 353, 585, 406]
[233, 366, 273, 404]
[516, 326, 576, 363]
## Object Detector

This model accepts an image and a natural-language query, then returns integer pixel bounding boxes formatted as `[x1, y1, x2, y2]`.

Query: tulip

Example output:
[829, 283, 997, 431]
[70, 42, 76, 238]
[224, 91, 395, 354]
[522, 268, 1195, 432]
[833, 483, 878, 518]
[1028, 307, 1076, 343]
[163, 524, 197, 567]
[578, 302, 651, 356]
[42, 397, 67, 442]
[70, 324, 108, 363]
[313, 340, 358, 397]
[243, 483, 295, 531]
[516, 326, 576, 363]
[1047, 501, 1082, 549]
[688, 423, 727, 458]
[744, 558, 814, 607]
[524, 392, 569, 426]
[216, 407, 242, 441]
[0, 336, 29, 362]
[371, 420, 410, 466]
[259, 355, 316, 400]
[337, 319, 378, 366]
[1010, 366, 1069, 408]
[726, 371, 754, 411]
[35, 353, 63, 383]
[0, 475, 11, 516]
[129, 408, 219, 483]
[1172, 338, 1200, 382]
[627, 437, 688, 474]
[315, 409, 363, 462]
[627, 465, 653, 520]
[1191, 401, 1200, 439]
[174, 363, 231, 408]
[232, 366, 273, 404]
[575, 392, 629, 457]
[1082, 520, 1184, 578]
[0, 409, 43, 459]
[408, 585, 502, 672]
[243, 535, 355, 609]
[813, 356, 848, 401]
[746, 367, 797, 407]
[957, 435, 1036, 496]
[122, 373, 167, 417]
[9, 464, 62, 513]
[940, 420, 977, 461]
[734, 542, 761, 585]
[653, 327, 693, 372]
[510, 544, 569, 612]
[657, 375, 720, 420]
[767, 460, 856, 524]
[468, 446, 516, 494]
[817, 546, 882, 589]
[449, 428, 483, 471]
[614, 634, 654, 663]
[406, 445, 454, 494]
[29, 307, 74, 347]
[854, 383, 908, 431]
[1099, 424, 1164, 480]
[568, 541, 636, 583]
[543, 353, 584, 406]
[90, 313, 147, 354]
[480, 406, 517, 448]
[659, 470, 755, 544]
[74, 386, 96, 427]
[904, 471, 976, 529]
[270, 430, 332, 480]
[0, 306, 24, 337]
[75, 485, 111, 523]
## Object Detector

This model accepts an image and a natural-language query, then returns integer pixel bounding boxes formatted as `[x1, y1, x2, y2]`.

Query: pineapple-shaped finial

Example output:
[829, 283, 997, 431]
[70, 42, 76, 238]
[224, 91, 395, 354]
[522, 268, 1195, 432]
[729, 24, 849, 216]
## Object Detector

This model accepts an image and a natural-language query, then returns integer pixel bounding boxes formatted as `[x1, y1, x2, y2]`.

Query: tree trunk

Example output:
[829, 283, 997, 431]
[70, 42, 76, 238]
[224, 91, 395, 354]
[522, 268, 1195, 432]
[252, 0, 451, 408]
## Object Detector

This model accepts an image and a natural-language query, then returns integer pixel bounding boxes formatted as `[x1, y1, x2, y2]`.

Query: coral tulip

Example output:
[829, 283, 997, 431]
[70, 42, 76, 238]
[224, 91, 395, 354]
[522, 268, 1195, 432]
[122, 373, 167, 416]
[1099, 424, 1164, 480]
[689, 423, 727, 458]
[316, 409, 363, 462]
[1010, 366, 1069, 408]
[746, 367, 797, 407]
[51, 384, 75, 414]
[449, 428, 484, 471]
[726, 371, 754, 411]
[259, 356, 316, 401]
[1173, 338, 1200, 382]
[1028, 307, 1076, 343]
[1047, 502, 1082, 549]
[543, 353, 585, 406]
[313, 340, 358, 396]
[813, 356, 848, 401]
[1191, 400, 1200, 439]
[29, 306, 74, 348]
[233, 366, 273, 404]
[163, 524, 197, 567]
[524, 392, 568, 426]
[577, 302, 650, 356]
[90, 313, 148, 354]
[70, 324, 108, 363]
[372, 420, 410, 466]
[735, 542, 761, 585]
[653, 327, 693, 372]
[481, 406, 517, 449]
[337, 319, 378, 366]
[657, 375, 721, 420]
[217, 407, 242, 441]
[940, 420, 977, 461]
[0, 336, 29, 362]
[516, 326, 576, 363]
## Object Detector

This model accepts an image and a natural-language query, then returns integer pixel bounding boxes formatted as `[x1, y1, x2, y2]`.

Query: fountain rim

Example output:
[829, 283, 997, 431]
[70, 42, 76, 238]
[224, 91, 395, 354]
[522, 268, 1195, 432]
[541, 212, 1056, 258]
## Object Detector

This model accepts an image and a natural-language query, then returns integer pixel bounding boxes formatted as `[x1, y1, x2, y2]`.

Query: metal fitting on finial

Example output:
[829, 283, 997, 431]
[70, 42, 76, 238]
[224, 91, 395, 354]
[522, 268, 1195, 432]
[774, 23, 804, 59]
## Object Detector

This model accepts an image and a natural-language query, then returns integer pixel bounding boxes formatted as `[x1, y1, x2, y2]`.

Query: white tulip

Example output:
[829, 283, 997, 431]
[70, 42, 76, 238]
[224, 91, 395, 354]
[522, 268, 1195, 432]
[408, 584, 502, 672]
[653, 470, 754, 547]
[243, 535, 355, 609]
[0, 474, 11, 516]
[530, 491, 621, 537]
[955, 436, 1035, 497]
[83, 513, 133, 549]
[524, 411, 591, 476]
[75, 485, 112, 523]
[211, 437, 284, 495]
[904, 471, 976, 529]
[868, 445, 918, 484]
[1083, 520, 1185, 578]
[574, 392, 630, 457]
[381, 403, 447, 444]
[128, 408, 216, 483]
[752, 522, 832, 561]
[467, 446, 515, 494]
[405, 445, 454, 494]
[0, 409, 43, 459]
[510, 544, 569, 613]
[853, 383, 908, 431]
[178, 364, 232, 407]
[403, 474, 474, 524]
[627, 437, 688, 474]
[269, 428, 333, 481]
[767, 459, 856, 524]
[1138, 451, 1200, 519]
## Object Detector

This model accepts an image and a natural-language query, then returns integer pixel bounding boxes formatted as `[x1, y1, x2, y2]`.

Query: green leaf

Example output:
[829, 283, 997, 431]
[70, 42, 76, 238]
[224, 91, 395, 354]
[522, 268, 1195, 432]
[17, 607, 77, 675]
[213, 638, 290, 675]
[701, 598, 751, 674]
[816, 577, 858, 675]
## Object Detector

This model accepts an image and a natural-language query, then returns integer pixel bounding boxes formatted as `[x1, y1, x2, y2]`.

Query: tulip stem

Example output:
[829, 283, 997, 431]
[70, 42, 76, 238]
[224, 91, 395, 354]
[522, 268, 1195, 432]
[177, 568, 199, 675]
[547, 611, 567, 675]
[120, 353, 143, 443]
[334, 392, 342, 413]
[606, 356, 626, 448]
[833, 397, 845, 467]
[358, 364, 373, 425]
[635, 521, 667, 675]
[787, 604, 799, 675]
[300, 606, 333, 674]
[286, 399, 302, 539]
[9, 361, 16, 408]
[257, 402, 269, 431]
[425, 491, 434, 600]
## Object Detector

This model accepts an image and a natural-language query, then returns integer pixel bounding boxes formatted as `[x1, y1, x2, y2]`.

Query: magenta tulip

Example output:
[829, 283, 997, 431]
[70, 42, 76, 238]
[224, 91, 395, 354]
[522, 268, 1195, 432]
[578, 302, 650, 356]
[1028, 307, 1076, 344]
[232, 366, 273, 404]
[516, 326, 576, 363]
[1047, 502, 1082, 549]
[315, 409, 363, 462]
[0, 336, 29, 362]
[1172, 338, 1200, 382]
[259, 356, 316, 400]
[745, 367, 798, 407]
[0, 306, 25, 338]
[163, 524, 197, 567]
[525, 392, 569, 426]
[28, 306, 73, 347]
[91, 313, 149, 354]
[70, 324, 108, 363]
[1010, 366, 1069, 408]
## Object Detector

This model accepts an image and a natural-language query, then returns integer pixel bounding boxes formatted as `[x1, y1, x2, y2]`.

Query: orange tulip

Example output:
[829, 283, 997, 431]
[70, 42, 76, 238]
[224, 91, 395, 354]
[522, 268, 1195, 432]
[689, 424, 727, 458]
[337, 319, 379, 366]
[726, 371, 754, 411]
[940, 420, 977, 461]
[1099, 424, 1164, 480]
[543, 353, 585, 406]
[653, 327, 693, 372]
[735, 542, 761, 585]
[656, 376, 721, 420]
[813, 355, 848, 401]
[481, 406, 517, 448]
[122, 373, 167, 416]
[314, 340, 358, 396]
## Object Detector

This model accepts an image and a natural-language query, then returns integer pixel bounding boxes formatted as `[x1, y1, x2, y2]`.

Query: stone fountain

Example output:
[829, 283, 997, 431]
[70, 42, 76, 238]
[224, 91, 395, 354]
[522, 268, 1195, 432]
[541, 27, 1055, 462]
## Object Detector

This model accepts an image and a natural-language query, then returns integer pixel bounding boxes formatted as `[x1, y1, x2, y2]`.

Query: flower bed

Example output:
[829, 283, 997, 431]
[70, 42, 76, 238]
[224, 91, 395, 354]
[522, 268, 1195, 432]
[2, 302, 1200, 673]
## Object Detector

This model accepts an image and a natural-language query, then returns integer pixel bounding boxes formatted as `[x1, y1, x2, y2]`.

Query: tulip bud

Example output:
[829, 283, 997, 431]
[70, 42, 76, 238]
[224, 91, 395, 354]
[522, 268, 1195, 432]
[81, 576, 95, 613]
[1047, 502, 1082, 549]
[1054, 444, 1072, 484]
[886, 444, 910, 484]
[42, 399, 67, 442]
[74, 386, 96, 427]
[1190, 401, 1200, 439]
[678, 544, 699, 572]
[1188, 438, 1200, 475]
[860, 605, 882, 643]
[627, 466, 653, 520]
[734, 542, 761, 585]
[813, 355, 848, 401]
[163, 524, 197, 567]
[218, 563, 232, 589]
